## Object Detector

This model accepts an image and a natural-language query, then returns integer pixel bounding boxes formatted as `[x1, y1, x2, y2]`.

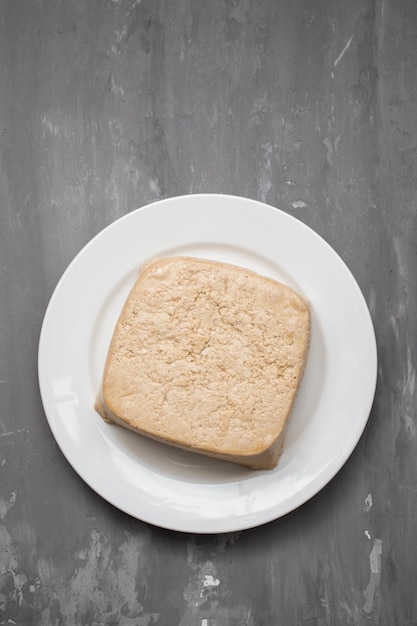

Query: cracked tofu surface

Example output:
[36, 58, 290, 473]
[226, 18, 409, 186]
[95, 256, 310, 469]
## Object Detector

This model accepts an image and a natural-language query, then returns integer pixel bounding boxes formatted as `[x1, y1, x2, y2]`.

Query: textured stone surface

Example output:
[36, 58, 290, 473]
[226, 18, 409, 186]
[1, 0, 416, 624]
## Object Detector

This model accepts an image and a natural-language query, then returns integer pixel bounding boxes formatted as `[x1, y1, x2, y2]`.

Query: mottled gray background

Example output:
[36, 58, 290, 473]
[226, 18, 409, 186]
[1, 0, 416, 624]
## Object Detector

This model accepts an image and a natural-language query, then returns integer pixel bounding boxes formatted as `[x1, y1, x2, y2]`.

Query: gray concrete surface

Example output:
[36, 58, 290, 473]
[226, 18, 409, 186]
[1, 0, 416, 624]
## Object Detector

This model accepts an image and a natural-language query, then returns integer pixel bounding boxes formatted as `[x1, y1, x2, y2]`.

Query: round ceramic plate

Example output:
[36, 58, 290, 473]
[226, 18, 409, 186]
[38, 194, 377, 533]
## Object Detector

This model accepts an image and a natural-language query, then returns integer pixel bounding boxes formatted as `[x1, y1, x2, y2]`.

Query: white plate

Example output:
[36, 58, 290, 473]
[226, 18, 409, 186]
[38, 194, 377, 533]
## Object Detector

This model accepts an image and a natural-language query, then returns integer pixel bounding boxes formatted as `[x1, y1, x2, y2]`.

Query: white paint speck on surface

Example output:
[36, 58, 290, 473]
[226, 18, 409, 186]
[203, 574, 220, 588]
[363, 539, 383, 613]
[249, 93, 268, 125]
[258, 175, 272, 202]
[108, 72, 125, 98]
[10, 571, 28, 607]
[406, 346, 416, 397]
[403, 345, 416, 437]
[115, 25, 128, 43]
[290, 200, 307, 209]
[323, 136, 335, 167]
[0, 428, 26, 438]
[334, 35, 354, 67]
[369, 539, 383, 573]
[0, 491, 17, 520]
[404, 413, 416, 437]
[364, 493, 373, 512]
[41, 113, 60, 137]
[148, 177, 161, 195]
[364, 530, 371, 540]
